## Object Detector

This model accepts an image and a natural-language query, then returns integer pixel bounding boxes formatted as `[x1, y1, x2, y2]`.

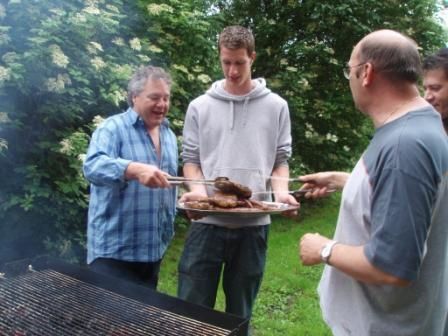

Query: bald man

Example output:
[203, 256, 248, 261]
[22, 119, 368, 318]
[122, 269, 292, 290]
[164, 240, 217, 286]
[423, 48, 448, 133]
[299, 30, 448, 335]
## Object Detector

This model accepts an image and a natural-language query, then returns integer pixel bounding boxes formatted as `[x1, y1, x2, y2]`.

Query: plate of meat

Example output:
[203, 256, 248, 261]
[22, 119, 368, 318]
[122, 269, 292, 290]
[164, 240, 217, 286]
[177, 198, 299, 217]
[176, 177, 298, 217]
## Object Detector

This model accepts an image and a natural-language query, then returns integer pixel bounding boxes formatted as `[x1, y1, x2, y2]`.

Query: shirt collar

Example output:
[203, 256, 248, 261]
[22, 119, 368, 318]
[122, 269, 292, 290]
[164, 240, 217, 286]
[125, 107, 170, 128]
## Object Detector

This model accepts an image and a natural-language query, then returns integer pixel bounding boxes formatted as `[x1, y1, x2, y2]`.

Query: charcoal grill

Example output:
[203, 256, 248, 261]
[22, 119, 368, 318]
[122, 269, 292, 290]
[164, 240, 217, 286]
[0, 256, 248, 335]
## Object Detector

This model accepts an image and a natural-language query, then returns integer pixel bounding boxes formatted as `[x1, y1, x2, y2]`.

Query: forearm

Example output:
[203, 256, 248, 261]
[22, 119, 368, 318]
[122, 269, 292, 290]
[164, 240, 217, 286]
[125, 161, 153, 180]
[330, 244, 410, 286]
[183, 163, 207, 194]
[271, 165, 290, 194]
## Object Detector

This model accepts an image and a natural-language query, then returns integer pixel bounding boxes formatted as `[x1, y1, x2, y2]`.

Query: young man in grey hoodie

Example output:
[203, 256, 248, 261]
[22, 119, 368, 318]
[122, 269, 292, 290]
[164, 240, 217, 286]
[177, 25, 298, 325]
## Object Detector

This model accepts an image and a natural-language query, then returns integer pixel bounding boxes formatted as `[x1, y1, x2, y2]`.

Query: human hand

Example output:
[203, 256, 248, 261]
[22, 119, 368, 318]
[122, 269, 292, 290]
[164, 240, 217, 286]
[274, 193, 300, 218]
[299, 232, 331, 265]
[298, 171, 346, 199]
[135, 164, 171, 188]
[179, 191, 208, 220]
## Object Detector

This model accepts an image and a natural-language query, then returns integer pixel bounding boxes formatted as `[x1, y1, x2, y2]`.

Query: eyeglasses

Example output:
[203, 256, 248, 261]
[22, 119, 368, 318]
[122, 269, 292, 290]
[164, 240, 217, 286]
[343, 62, 366, 79]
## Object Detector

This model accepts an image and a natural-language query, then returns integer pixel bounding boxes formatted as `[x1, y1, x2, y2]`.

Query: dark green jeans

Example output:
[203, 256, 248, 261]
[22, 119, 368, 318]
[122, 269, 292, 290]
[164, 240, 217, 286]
[177, 222, 269, 320]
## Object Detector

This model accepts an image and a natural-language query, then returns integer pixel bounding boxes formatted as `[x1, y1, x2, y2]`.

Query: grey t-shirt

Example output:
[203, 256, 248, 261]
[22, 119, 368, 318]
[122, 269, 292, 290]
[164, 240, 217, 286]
[318, 107, 448, 336]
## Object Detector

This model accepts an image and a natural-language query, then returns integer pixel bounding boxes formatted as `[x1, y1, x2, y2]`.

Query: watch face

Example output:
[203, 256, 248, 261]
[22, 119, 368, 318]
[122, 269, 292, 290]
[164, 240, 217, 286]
[322, 246, 331, 258]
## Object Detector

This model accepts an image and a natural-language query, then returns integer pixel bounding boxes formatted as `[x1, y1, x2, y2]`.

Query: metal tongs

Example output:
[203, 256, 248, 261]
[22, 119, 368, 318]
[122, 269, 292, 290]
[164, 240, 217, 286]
[167, 176, 217, 186]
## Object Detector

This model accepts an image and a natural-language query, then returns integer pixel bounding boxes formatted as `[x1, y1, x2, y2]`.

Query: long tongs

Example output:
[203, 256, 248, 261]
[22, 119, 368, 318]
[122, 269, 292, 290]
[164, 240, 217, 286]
[167, 176, 216, 186]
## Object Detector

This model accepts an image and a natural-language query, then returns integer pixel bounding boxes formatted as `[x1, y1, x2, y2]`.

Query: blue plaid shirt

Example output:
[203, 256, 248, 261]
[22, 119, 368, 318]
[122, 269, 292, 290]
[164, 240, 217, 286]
[83, 108, 178, 264]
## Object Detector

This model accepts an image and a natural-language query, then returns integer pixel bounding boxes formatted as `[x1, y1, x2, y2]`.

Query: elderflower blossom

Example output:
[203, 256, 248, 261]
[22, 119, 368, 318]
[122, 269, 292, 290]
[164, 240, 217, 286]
[59, 139, 73, 154]
[129, 38, 142, 51]
[2, 52, 18, 64]
[92, 115, 105, 128]
[83, 6, 100, 15]
[77, 154, 87, 163]
[148, 45, 163, 53]
[87, 41, 104, 54]
[46, 74, 71, 93]
[137, 54, 151, 62]
[0, 66, 11, 82]
[0, 138, 7, 152]
[0, 112, 10, 123]
[326, 133, 338, 142]
[112, 37, 125, 46]
[50, 45, 69, 68]
[105, 5, 119, 13]
[91, 57, 106, 71]
[197, 74, 211, 84]
[110, 90, 126, 107]
[147, 4, 174, 15]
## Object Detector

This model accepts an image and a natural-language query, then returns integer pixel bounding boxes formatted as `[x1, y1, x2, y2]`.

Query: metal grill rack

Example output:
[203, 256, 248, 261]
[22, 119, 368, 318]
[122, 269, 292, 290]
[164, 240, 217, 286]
[0, 257, 248, 335]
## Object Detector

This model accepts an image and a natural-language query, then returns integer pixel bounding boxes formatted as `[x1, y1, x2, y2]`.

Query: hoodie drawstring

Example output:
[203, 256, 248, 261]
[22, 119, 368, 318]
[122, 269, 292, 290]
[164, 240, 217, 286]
[229, 100, 235, 130]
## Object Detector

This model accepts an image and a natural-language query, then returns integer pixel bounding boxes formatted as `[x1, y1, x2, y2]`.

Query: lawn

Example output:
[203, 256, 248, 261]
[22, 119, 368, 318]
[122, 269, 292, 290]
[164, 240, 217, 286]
[158, 195, 340, 336]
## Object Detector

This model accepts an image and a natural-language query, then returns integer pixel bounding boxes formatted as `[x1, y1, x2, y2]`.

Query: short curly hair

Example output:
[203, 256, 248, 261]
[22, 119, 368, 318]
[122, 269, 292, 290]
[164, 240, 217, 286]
[127, 66, 171, 107]
[218, 25, 255, 55]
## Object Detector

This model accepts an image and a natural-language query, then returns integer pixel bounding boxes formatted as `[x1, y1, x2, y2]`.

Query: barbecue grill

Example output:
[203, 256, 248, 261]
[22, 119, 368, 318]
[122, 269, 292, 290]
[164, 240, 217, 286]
[0, 256, 248, 335]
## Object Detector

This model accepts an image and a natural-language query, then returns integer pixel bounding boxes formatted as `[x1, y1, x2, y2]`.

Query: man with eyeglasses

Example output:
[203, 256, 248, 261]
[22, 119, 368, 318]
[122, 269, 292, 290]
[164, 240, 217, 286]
[299, 30, 448, 335]
[423, 48, 448, 133]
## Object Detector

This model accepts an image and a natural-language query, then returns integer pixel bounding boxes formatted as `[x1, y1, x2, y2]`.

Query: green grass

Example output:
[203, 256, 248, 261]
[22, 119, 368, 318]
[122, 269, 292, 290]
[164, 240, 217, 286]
[158, 196, 340, 335]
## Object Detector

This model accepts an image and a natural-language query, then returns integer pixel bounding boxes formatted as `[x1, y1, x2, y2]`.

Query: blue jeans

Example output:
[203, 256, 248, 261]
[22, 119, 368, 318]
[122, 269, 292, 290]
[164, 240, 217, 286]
[177, 223, 269, 319]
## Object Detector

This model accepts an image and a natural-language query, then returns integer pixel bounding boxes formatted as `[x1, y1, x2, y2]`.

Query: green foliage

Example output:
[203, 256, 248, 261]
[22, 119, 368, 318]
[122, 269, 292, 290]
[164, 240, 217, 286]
[217, 0, 447, 172]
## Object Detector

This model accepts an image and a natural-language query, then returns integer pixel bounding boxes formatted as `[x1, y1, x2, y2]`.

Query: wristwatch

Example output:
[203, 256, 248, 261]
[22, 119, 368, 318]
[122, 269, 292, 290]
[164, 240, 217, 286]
[320, 240, 338, 265]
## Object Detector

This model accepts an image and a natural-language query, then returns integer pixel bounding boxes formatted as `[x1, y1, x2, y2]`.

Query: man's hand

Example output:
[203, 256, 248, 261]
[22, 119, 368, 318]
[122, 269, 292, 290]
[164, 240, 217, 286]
[179, 191, 208, 220]
[125, 162, 171, 188]
[299, 232, 331, 265]
[299, 171, 349, 199]
[274, 193, 300, 218]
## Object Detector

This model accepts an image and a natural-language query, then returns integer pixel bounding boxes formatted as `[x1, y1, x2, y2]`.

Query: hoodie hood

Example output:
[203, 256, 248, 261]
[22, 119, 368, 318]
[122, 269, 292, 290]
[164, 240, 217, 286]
[205, 78, 271, 129]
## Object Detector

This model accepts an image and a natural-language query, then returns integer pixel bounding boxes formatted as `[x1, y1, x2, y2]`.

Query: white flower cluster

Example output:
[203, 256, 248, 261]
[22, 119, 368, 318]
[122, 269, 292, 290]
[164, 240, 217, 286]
[0, 66, 11, 82]
[129, 38, 142, 51]
[148, 45, 163, 53]
[59, 138, 73, 154]
[83, 5, 100, 15]
[137, 54, 151, 62]
[326, 133, 339, 142]
[92, 115, 105, 128]
[2, 52, 18, 64]
[304, 122, 315, 139]
[46, 74, 71, 93]
[110, 90, 126, 107]
[112, 37, 125, 46]
[197, 74, 211, 84]
[0, 112, 10, 123]
[0, 138, 7, 152]
[50, 45, 69, 68]
[87, 41, 104, 54]
[147, 4, 174, 15]
[77, 153, 86, 163]
[91, 56, 106, 71]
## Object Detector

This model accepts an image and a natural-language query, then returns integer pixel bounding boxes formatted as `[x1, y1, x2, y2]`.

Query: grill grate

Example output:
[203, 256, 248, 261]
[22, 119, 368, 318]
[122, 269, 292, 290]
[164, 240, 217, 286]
[0, 269, 232, 335]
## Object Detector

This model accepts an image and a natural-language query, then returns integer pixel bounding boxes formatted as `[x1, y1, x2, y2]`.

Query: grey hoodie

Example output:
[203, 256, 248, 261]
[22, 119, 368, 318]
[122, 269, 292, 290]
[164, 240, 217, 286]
[181, 78, 292, 228]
